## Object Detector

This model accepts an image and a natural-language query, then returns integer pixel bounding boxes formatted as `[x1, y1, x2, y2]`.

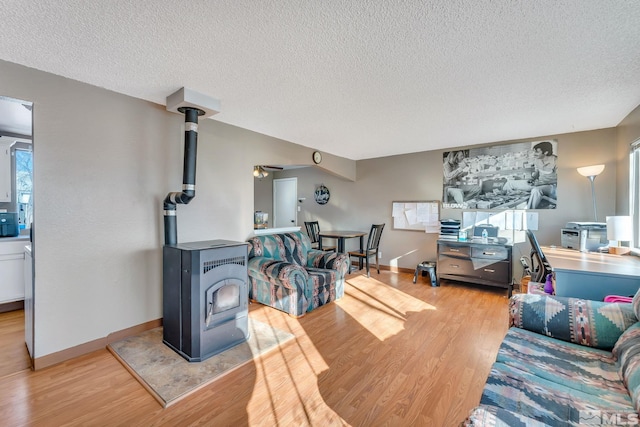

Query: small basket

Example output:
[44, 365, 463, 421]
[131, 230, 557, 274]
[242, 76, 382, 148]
[520, 275, 531, 294]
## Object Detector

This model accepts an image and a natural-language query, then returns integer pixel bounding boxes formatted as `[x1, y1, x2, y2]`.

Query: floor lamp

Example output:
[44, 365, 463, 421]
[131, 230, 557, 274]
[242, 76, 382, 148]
[577, 164, 605, 222]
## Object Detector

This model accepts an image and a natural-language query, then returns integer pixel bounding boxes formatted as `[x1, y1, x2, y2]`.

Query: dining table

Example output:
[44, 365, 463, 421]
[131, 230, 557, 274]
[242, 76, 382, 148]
[318, 230, 368, 270]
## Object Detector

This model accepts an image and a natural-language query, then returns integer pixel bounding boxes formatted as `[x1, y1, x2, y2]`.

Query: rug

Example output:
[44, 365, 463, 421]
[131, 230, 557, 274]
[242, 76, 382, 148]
[107, 318, 294, 407]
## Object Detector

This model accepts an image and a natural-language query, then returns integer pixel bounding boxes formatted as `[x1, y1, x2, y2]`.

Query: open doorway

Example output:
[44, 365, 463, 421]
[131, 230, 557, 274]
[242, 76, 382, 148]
[254, 166, 304, 231]
[0, 95, 34, 373]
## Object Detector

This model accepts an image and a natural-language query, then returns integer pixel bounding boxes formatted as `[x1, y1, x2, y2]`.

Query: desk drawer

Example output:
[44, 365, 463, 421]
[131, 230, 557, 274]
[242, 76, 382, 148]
[438, 244, 471, 258]
[438, 257, 474, 276]
[477, 260, 510, 283]
[471, 246, 509, 261]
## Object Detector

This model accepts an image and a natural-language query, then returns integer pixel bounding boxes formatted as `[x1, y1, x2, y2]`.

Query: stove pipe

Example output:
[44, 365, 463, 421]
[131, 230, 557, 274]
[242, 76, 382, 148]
[163, 107, 204, 245]
[163, 88, 221, 246]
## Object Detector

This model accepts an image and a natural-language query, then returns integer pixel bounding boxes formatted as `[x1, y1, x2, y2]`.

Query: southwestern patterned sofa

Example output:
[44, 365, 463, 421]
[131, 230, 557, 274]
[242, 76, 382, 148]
[247, 231, 349, 317]
[464, 291, 640, 426]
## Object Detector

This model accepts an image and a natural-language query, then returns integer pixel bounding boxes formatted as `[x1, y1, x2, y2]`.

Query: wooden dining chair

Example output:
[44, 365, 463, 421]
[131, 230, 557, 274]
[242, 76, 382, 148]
[304, 221, 336, 252]
[348, 223, 385, 277]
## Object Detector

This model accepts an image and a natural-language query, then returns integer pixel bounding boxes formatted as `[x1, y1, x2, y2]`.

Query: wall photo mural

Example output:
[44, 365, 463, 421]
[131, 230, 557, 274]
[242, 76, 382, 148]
[442, 140, 558, 210]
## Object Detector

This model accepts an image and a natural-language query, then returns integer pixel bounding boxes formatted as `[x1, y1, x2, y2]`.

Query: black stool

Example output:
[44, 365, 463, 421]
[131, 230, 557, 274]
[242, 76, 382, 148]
[413, 261, 438, 286]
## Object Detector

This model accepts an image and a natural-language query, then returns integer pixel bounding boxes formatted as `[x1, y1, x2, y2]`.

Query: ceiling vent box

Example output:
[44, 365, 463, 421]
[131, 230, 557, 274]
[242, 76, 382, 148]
[166, 87, 220, 118]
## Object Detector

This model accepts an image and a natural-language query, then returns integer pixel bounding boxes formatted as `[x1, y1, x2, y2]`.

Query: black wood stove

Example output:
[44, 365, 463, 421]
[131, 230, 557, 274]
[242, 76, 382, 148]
[163, 239, 249, 362]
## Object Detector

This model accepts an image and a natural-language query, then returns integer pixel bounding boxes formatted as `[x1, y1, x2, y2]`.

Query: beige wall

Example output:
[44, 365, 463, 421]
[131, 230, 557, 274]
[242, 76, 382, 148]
[0, 59, 354, 359]
[616, 104, 640, 213]
[253, 173, 274, 223]
[277, 128, 620, 281]
[2, 56, 638, 360]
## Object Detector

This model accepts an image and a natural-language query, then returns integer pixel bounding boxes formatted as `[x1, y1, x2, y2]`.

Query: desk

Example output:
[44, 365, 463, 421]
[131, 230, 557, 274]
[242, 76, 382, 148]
[542, 246, 640, 300]
[318, 230, 367, 253]
[437, 238, 513, 295]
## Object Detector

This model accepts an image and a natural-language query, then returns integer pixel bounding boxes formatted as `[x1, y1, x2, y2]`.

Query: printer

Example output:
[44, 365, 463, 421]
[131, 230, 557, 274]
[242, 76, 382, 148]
[561, 222, 607, 252]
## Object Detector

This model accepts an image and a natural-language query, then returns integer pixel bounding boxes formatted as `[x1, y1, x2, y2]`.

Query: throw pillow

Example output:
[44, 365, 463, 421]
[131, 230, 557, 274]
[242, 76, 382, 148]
[510, 294, 637, 350]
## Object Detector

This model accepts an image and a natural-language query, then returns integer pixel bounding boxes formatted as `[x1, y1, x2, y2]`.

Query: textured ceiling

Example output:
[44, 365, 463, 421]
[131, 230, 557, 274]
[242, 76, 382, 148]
[0, 1, 639, 160]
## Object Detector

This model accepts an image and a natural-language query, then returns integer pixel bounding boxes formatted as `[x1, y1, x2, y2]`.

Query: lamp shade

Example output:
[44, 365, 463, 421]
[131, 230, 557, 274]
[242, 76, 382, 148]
[577, 164, 605, 177]
[606, 216, 633, 241]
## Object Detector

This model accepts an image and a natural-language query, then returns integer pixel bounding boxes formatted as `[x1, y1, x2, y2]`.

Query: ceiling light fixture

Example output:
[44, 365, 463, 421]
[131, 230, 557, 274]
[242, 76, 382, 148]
[253, 166, 268, 179]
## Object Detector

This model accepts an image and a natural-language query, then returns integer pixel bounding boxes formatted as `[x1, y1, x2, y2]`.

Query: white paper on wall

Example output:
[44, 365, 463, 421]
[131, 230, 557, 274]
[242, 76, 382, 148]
[392, 201, 440, 232]
[404, 208, 418, 225]
[524, 212, 539, 230]
[416, 203, 430, 221]
[462, 211, 476, 229]
[505, 211, 514, 230]
[476, 212, 491, 224]
[514, 211, 523, 230]
[394, 214, 409, 228]
[489, 211, 506, 229]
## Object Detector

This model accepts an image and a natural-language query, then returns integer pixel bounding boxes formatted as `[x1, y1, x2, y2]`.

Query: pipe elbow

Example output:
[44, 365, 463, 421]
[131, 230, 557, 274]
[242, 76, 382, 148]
[163, 194, 177, 210]
[164, 189, 195, 207]
[180, 190, 195, 204]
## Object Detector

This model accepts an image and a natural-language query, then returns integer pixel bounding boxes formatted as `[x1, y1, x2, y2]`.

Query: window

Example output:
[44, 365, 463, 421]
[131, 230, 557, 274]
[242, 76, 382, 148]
[13, 144, 32, 229]
[630, 139, 640, 248]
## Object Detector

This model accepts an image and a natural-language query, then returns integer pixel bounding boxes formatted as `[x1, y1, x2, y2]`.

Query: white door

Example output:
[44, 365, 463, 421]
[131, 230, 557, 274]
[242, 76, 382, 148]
[273, 178, 297, 228]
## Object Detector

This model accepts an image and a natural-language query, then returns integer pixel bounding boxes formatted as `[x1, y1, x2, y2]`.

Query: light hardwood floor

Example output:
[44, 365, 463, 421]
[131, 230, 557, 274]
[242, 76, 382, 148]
[0, 271, 510, 426]
[0, 308, 31, 378]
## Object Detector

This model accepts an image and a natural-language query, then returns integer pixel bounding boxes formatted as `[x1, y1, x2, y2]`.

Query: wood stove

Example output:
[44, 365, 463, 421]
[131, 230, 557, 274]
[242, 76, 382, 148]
[161, 89, 247, 362]
[163, 239, 249, 362]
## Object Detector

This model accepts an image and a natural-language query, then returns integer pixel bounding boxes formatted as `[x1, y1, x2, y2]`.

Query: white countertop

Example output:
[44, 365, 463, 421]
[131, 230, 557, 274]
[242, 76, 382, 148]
[0, 234, 29, 243]
[253, 226, 301, 236]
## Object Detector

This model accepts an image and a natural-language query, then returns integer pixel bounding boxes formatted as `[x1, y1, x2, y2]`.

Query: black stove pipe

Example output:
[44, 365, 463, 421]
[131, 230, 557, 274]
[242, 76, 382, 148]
[163, 107, 205, 245]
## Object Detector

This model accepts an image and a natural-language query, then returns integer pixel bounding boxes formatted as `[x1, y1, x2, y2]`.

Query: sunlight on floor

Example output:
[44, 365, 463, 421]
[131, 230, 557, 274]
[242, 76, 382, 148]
[338, 275, 436, 341]
[245, 275, 439, 425]
[247, 306, 346, 426]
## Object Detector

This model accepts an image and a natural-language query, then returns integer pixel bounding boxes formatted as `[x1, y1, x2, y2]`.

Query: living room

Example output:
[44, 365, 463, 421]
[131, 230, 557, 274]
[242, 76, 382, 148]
[1, 2, 640, 425]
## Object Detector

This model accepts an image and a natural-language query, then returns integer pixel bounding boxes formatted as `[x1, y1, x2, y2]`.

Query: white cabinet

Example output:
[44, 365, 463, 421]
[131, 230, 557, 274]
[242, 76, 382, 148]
[24, 244, 33, 357]
[0, 140, 11, 202]
[0, 239, 26, 304]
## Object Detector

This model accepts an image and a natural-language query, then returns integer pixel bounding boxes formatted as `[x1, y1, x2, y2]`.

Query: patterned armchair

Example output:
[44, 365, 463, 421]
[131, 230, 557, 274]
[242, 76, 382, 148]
[246, 231, 349, 317]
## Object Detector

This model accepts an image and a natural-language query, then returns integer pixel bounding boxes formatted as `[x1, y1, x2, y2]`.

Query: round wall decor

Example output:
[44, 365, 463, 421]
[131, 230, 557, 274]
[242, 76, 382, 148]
[314, 184, 330, 205]
[313, 151, 322, 164]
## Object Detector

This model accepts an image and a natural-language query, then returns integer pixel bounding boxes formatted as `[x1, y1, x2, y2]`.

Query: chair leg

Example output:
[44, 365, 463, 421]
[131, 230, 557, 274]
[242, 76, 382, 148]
[429, 267, 438, 287]
[350, 255, 365, 273]
[376, 254, 380, 274]
[366, 256, 370, 278]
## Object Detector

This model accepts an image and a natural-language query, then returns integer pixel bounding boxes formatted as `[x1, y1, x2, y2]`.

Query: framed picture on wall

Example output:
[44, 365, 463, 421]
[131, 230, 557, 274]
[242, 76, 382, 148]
[314, 184, 330, 205]
[442, 140, 558, 210]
